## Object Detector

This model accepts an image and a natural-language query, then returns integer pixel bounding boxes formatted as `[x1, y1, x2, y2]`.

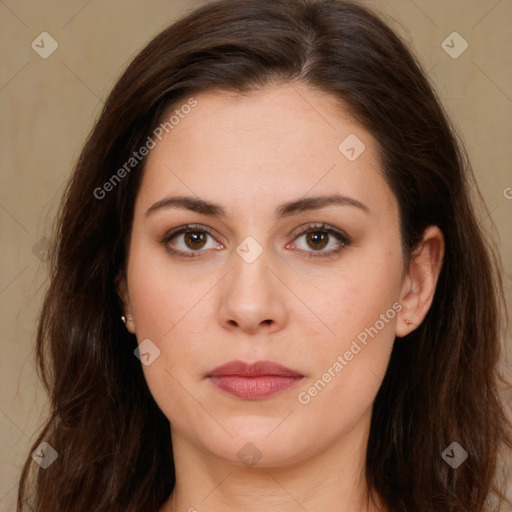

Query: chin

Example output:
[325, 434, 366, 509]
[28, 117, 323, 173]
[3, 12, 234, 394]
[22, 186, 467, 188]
[200, 421, 310, 468]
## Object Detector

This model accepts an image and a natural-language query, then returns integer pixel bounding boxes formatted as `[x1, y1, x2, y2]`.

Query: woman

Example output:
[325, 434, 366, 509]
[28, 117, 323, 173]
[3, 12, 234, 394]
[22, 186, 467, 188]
[17, 0, 512, 510]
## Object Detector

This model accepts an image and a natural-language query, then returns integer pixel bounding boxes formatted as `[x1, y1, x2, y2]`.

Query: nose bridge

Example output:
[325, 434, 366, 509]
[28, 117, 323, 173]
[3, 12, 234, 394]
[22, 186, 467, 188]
[219, 236, 288, 332]
[229, 237, 276, 303]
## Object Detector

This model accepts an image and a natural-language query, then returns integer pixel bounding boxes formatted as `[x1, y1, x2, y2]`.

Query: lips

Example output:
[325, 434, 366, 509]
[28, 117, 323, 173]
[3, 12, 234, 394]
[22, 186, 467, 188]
[207, 360, 305, 400]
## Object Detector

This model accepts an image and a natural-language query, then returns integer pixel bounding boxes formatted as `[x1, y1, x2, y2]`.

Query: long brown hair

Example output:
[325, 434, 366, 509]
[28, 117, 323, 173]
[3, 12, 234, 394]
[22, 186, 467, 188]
[17, 0, 512, 510]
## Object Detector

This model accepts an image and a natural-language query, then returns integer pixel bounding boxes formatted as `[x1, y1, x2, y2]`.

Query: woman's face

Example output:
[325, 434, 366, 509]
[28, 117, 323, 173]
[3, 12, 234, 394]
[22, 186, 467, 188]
[118, 83, 422, 467]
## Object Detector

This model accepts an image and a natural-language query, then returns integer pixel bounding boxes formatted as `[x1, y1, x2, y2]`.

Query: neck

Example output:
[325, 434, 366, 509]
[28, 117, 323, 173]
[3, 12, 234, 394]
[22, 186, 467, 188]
[160, 407, 386, 512]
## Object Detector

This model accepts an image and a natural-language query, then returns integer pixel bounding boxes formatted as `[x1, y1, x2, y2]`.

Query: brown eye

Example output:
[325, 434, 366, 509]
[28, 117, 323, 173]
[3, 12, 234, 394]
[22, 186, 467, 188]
[161, 224, 223, 258]
[305, 231, 329, 251]
[183, 231, 208, 250]
[290, 223, 351, 258]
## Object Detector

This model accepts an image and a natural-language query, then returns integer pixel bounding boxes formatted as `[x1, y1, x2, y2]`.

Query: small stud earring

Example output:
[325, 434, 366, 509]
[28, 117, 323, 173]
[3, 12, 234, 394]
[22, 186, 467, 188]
[121, 315, 133, 324]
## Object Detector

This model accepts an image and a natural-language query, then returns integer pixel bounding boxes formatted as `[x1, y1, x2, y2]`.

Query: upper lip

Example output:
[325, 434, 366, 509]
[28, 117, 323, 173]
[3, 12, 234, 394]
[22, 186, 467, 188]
[207, 360, 304, 378]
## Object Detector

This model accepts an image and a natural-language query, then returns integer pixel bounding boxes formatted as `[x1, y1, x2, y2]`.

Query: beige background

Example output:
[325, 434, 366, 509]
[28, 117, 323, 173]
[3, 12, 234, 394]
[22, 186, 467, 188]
[1, 0, 511, 509]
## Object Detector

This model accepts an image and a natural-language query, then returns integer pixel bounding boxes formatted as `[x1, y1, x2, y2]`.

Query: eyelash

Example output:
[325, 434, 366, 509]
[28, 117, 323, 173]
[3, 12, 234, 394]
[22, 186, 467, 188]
[160, 223, 352, 259]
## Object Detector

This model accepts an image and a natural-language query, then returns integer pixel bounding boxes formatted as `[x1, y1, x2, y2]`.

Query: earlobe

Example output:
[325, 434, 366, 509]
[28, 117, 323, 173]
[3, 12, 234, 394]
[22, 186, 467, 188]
[121, 314, 136, 333]
[395, 225, 445, 338]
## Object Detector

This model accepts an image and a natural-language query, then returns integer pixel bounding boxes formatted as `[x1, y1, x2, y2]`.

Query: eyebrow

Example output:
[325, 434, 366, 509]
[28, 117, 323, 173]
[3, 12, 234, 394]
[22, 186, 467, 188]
[145, 193, 370, 219]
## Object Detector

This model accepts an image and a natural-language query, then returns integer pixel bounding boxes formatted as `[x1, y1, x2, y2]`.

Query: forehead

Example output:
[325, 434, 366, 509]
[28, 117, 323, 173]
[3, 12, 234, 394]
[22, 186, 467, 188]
[136, 83, 397, 221]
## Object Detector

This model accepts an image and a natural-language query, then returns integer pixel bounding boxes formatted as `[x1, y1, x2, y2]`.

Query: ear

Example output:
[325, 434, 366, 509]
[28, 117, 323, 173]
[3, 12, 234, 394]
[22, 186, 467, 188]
[115, 270, 136, 334]
[395, 225, 445, 338]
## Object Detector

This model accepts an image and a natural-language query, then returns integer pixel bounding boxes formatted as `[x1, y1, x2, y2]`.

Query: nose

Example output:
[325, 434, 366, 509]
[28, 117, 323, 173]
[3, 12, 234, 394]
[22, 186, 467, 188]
[218, 247, 289, 335]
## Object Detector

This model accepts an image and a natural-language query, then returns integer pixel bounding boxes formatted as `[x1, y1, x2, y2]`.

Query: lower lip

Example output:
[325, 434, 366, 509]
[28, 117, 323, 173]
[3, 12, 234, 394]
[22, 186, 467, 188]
[209, 375, 304, 400]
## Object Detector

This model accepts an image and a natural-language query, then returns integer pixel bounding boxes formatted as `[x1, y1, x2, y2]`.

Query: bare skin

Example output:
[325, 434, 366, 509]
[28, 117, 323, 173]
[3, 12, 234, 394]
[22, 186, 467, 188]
[117, 82, 444, 512]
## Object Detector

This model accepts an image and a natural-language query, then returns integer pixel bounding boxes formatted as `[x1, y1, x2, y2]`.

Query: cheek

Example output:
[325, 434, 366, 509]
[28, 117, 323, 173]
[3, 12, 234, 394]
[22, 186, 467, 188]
[295, 280, 399, 433]
[297, 246, 402, 397]
[127, 241, 203, 339]
[126, 245, 217, 388]
[129, 270, 210, 381]
[127, 259, 210, 431]
[305, 251, 402, 345]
